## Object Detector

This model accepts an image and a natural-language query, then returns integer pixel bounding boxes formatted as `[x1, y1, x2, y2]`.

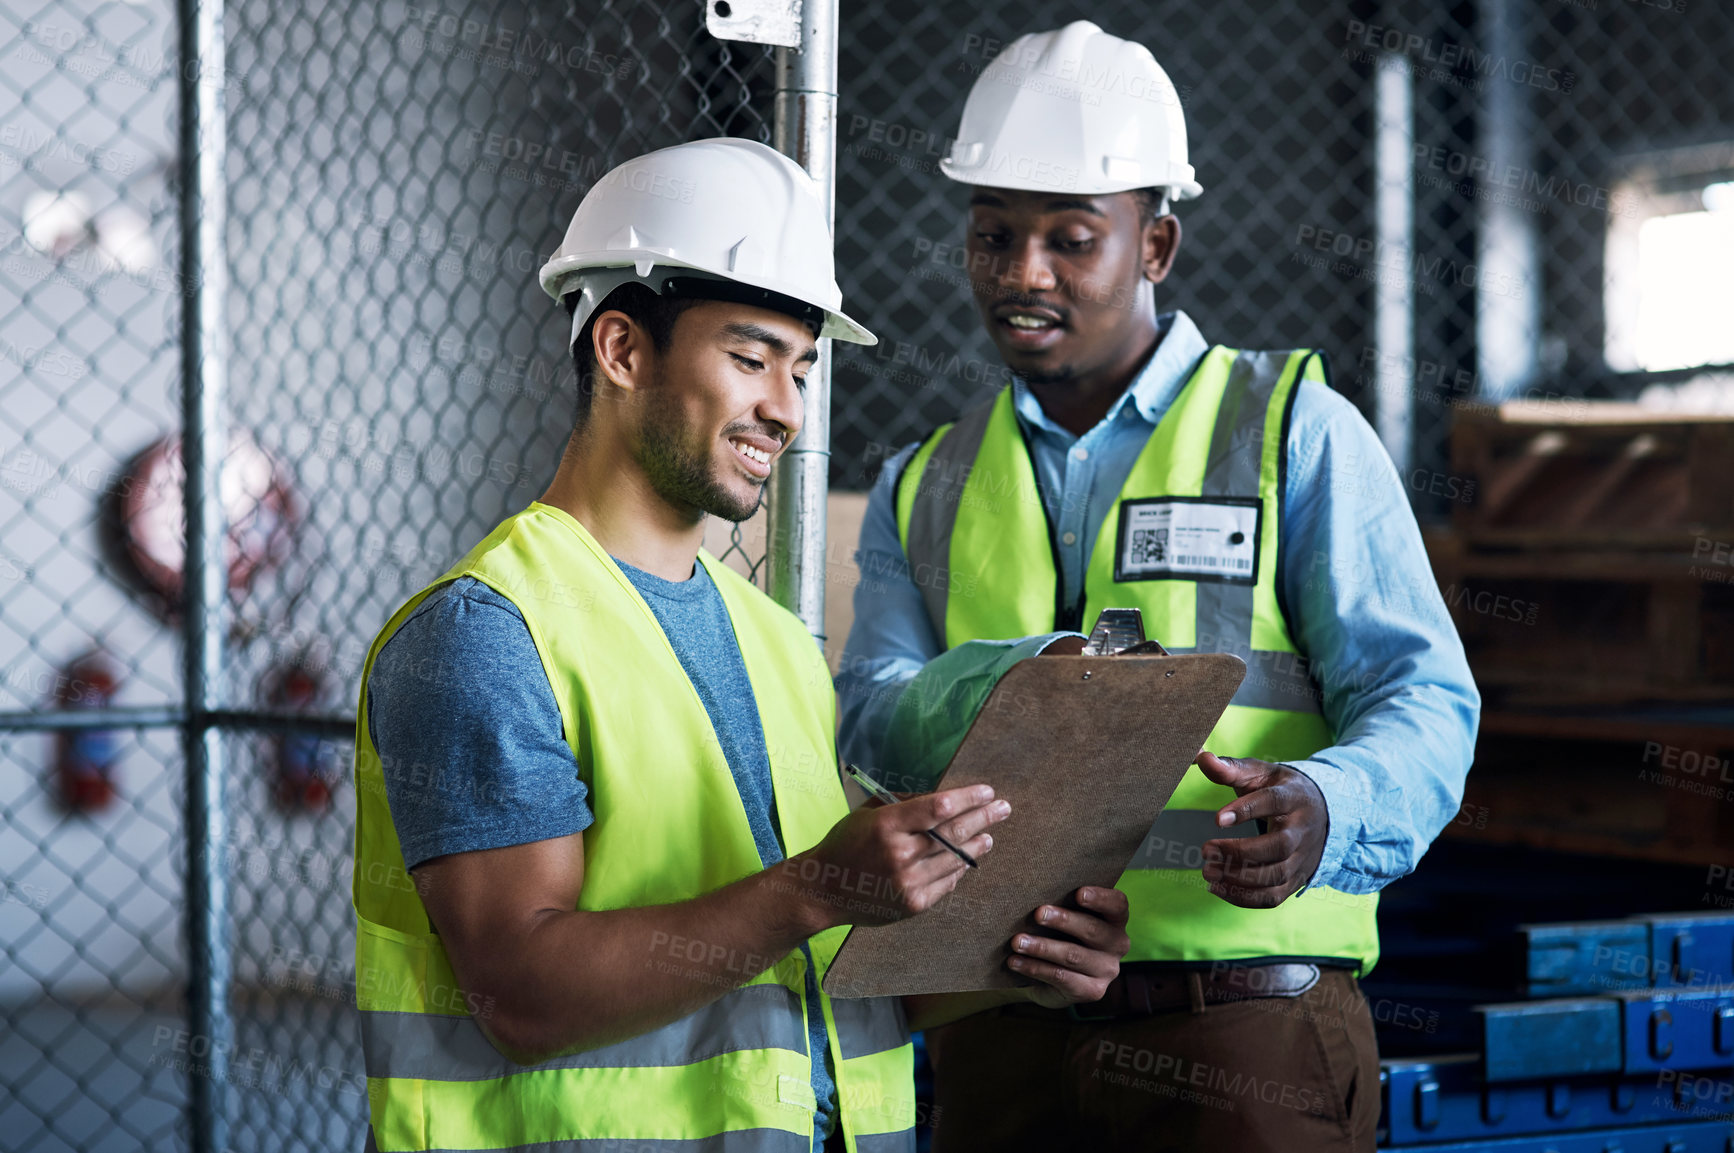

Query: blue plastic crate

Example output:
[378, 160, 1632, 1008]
[1481, 999, 1625, 1081]
[1480, 988, 1734, 1081]
[1525, 921, 1651, 997]
[1646, 916, 1734, 992]
[1621, 988, 1734, 1074]
[1522, 914, 1734, 997]
[1383, 1055, 1734, 1146]
[1378, 1117, 1733, 1151]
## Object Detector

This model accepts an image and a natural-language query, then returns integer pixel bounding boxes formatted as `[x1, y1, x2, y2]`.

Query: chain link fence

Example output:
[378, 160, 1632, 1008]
[827, 0, 1734, 517]
[2, 0, 776, 1147]
[5, 0, 1733, 1148]
[831, 1, 1382, 487]
[3, 0, 191, 1145]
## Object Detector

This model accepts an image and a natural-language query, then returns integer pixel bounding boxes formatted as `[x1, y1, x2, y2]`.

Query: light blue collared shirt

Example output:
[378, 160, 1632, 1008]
[835, 311, 1480, 896]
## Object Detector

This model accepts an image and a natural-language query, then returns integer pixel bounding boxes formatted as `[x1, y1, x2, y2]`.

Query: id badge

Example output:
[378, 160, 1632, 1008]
[1113, 496, 1260, 585]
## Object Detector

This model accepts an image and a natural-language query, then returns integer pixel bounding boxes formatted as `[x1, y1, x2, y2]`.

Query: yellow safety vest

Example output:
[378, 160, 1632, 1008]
[352, 502, 915, 1152]
[895, 347, 1379, 973]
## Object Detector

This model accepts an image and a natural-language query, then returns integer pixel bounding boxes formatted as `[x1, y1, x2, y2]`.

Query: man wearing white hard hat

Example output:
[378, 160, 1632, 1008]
[837, 23, 1479, 1152]
[349, 137, 1133, 1153]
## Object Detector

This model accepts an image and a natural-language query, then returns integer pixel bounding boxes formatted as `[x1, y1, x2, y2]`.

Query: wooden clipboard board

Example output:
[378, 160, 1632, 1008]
[822, 651, 1245, 998]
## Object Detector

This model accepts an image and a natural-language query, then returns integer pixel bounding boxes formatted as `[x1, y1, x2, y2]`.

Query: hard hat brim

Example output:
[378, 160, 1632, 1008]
[938, 158, 1202, 202]
[543, 257, 879, 348]
[820, 310, 878, 346]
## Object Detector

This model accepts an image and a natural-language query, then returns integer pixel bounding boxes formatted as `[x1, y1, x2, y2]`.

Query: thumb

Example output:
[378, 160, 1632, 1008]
[1195, 751, 1260, 790]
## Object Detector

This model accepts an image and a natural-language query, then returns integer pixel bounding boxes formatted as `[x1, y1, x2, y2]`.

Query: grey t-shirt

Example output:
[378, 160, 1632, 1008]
[366, 562, 838, 1144]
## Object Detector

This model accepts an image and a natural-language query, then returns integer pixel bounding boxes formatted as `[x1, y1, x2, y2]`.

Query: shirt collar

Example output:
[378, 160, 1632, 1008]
[1010, 310, 1210, 436]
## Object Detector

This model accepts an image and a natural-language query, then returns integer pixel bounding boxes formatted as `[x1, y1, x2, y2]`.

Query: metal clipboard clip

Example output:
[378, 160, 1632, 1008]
[1080, 607, 1169, 656]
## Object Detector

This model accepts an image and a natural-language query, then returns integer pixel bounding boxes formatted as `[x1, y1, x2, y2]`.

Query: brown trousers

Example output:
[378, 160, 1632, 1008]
[923, 970, 1380, 1153]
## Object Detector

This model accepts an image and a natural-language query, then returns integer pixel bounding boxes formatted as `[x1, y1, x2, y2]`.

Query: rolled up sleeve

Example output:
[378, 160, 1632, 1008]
[1279, 380, 1481, 896]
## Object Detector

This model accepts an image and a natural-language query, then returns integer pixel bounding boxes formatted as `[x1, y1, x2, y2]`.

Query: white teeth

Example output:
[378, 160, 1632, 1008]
[1006, 314, 1055, 329]
[732, 439, 771, 464]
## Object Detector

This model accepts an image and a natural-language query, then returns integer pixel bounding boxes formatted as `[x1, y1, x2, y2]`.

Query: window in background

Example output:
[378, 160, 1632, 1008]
[1605, 145, 1734, 374]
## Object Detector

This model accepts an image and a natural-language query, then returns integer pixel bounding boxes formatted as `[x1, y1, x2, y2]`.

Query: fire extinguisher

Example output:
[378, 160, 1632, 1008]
[264, 652, 337, 813]
[54, 651, 122, 813]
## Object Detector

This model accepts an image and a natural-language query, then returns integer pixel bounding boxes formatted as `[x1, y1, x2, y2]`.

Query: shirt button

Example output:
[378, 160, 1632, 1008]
[1062, 531, 1077, 545]
[1072, 447, 1089, 461]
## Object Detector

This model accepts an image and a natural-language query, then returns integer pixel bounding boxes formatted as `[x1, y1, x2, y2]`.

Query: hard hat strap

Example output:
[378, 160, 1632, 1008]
[564, 267, 650, 353]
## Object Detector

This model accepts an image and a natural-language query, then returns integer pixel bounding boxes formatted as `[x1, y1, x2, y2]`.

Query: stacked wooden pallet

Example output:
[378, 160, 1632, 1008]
[1427, 401, 1734, 708]
[1425, 402, 1734, 866]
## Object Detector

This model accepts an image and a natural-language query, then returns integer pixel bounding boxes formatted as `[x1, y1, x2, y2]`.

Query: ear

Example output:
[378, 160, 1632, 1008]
[1141, 214, 1182, 285]
[590, 310, 652, 398]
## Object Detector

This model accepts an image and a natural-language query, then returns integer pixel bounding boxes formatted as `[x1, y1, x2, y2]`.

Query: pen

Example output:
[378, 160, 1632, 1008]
[841, 762, 979, 868]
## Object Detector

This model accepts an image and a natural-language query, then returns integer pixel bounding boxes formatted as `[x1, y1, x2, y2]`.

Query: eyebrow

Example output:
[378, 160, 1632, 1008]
[968, 192, 1108, 218]
[722, 322, 819, 365]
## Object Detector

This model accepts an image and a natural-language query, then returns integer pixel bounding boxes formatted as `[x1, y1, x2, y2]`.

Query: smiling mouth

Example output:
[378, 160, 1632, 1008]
[729, 438, 773, 465]
[995, 304, 1066, 331]
[994, 309, 1067, 347]
[727, 437, 777, 482]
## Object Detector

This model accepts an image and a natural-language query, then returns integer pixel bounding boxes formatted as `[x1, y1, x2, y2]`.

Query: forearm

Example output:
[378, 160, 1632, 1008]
[876, 633, 1080, 789]
[1277, 379, 1481, 895]
[1290, 680, 1478, 894]
[468, 862, 829, 1064]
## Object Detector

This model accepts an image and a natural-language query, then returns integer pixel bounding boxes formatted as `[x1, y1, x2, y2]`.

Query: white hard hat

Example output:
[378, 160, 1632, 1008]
[941, 21, 1201, 202]
[538, 137, 877, 347]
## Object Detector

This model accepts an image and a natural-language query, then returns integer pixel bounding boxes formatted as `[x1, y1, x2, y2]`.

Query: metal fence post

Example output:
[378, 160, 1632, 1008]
[767, 0, 839, 638]
[1476, 0, 1542, 402]
[1374, 53, 1415, 476]
[179, 0, 232, 1144]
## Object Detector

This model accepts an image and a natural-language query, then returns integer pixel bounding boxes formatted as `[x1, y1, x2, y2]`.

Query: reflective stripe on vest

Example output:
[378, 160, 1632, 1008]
[352, 504, 914, 1152]
[364, 1130, 917, 1153]
[358, 983, 807, 1082]
[896, 348, 1379, 974]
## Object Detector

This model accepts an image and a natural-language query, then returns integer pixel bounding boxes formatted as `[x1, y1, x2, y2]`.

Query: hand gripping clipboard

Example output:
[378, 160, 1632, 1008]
[822, 643, 1245, 998]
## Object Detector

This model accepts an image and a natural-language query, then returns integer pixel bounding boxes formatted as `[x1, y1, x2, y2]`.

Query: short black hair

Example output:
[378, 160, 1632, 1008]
[563, 283, 699, 427]
[1132, 187, 1173, 227]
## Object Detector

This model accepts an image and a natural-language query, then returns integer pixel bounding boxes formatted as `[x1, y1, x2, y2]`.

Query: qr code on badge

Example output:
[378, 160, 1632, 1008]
[1130, 528, 1167, 564]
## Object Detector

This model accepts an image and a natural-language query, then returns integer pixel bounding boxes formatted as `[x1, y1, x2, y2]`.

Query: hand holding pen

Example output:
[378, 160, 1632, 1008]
[842, 762, 981, 868]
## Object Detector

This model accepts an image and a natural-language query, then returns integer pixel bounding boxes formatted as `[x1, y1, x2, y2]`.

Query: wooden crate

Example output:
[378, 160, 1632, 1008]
[1443, 711, 1734, 867]
[1451, 401, 1734, 549]
[1425, 530, 1734, 707]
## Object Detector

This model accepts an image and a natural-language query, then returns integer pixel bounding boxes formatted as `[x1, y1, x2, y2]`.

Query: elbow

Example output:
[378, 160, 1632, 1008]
[449, 914, 574, 1065]
[472, 996, 558, 1067]
[475, 990, 620, 1067]
[477, 1009, 554, 1067]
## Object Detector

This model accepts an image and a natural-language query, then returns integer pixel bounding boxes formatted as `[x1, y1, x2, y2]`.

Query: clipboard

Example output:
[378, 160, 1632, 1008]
[821, 649, 1245, 998]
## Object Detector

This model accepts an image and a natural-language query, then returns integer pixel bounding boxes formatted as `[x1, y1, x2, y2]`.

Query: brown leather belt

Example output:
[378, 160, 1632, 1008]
[1059, 962, 1325, 1021]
